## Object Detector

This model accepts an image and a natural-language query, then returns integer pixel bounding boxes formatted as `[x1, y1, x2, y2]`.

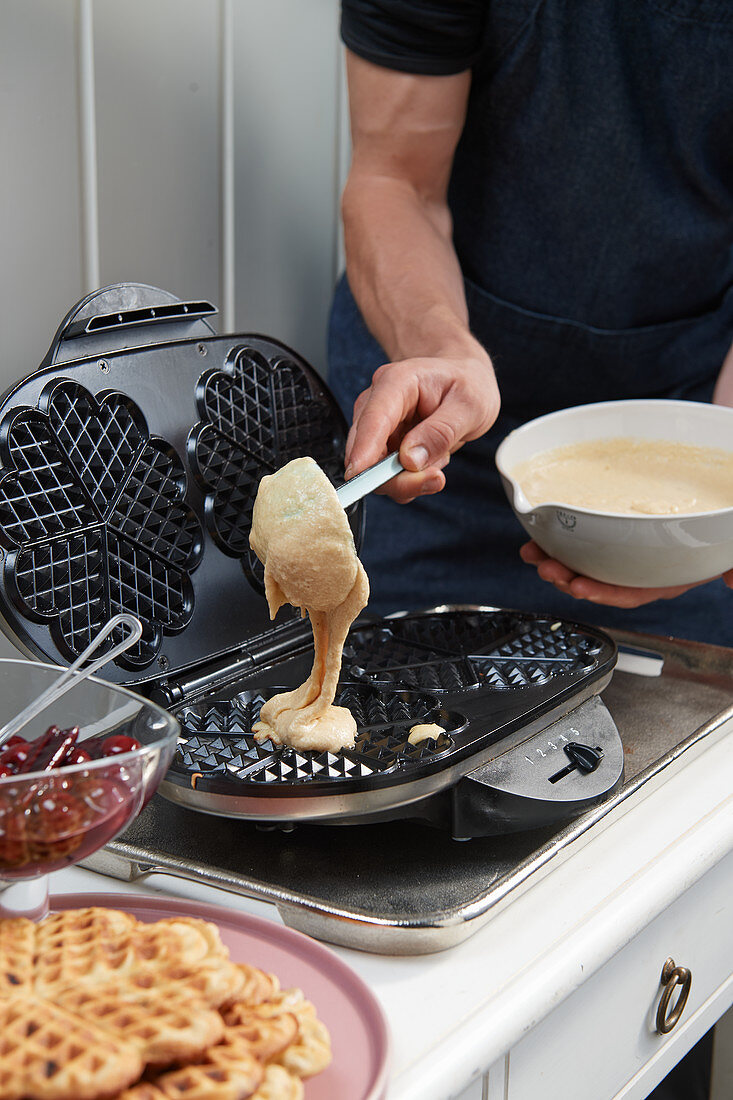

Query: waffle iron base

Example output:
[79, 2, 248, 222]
[84, 628, 733, 954]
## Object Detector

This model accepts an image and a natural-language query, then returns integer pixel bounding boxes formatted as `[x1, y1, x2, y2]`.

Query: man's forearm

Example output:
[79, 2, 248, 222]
[342, 172, 487, 365]
[337, 54, 499, 498]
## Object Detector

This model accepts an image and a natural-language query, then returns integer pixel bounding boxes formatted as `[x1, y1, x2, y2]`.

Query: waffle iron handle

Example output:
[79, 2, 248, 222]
[40, 282, 218, 366]
[450, 695, 625, 838]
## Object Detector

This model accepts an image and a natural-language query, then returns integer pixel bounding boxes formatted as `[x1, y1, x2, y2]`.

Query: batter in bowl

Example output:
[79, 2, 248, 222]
[513, 437, 733, 515]
[249, 456, 369, 752]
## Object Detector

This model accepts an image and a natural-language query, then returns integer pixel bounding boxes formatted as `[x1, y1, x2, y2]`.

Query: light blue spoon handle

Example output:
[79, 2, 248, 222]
[336, 452, 404, 509]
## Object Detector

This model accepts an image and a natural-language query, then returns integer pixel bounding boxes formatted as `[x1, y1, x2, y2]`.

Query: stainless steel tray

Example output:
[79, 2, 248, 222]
[83, 627, 733, 954]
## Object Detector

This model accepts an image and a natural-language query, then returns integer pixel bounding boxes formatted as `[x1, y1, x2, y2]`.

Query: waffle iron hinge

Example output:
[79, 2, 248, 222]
[148, 617, 315, 709]
[41, 282, 218, 367]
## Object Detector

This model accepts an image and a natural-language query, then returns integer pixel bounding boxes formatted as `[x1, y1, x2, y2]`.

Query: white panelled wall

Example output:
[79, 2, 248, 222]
[1, 0, 344, 386]
[0, 0, 345, 662]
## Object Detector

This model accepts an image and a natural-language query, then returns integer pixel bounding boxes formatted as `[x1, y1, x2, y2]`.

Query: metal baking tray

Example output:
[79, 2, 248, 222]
[84, 626, 733, 954]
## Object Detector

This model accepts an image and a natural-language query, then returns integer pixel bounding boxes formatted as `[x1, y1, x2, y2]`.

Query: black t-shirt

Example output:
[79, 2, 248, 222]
[340, 0, 487, 75]
[338, 0, 733, 412]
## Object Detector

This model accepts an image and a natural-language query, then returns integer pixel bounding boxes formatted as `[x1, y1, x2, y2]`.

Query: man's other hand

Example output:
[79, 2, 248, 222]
[520, 541, 733, 608]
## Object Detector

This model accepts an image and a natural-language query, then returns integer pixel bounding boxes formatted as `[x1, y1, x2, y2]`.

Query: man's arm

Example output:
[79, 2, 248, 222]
[341, 50, 500, 502]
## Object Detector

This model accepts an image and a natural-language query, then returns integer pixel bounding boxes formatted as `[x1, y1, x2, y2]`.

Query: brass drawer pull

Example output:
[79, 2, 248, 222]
[656, 957, 692, 1034]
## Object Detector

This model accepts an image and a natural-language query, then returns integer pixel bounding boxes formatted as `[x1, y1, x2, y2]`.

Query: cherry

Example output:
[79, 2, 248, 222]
[3, 736, 27, 749]
[64, 747, 92, 766]
[75, 775, 132, 831]
[79, 735, 110, 759]
[31, 728, 79, 772]
[10, 726, 61, 774]
[0, 739, 33, 773]
[0, 778, 87, 869]
[99, 735, 141, 756]
[30, 786, 84, 832]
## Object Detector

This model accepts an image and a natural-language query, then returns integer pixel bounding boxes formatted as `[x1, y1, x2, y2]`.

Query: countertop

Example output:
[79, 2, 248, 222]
[51, 695, 733, 1100]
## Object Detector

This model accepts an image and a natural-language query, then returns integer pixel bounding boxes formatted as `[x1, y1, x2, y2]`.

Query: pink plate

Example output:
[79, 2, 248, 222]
[50, 892, 390, 1100]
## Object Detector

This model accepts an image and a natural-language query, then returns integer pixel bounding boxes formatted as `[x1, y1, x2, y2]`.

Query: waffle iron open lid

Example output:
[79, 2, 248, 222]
[0, 282, 356, 682]
[0, 283, 624, 836]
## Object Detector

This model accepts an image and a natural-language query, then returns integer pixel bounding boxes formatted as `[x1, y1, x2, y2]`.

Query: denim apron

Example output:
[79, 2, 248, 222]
[329, 0, 733, 646]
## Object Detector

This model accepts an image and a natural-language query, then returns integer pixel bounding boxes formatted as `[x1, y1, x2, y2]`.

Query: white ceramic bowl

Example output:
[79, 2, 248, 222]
[495, 399, 733, 588]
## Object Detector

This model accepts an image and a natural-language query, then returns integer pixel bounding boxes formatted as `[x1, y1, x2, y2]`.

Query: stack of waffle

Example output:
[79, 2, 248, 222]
[0, 907, 331, 1099]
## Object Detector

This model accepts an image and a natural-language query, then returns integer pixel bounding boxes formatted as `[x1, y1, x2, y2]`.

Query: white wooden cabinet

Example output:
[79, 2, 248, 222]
[501, 850, 733, 1099]
[455, 1080, 484, 1100]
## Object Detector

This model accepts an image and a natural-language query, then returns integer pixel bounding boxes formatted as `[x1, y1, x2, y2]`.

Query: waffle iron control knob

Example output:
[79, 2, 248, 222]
[566, 741, 604, 772]
[547, 741, 604, 783]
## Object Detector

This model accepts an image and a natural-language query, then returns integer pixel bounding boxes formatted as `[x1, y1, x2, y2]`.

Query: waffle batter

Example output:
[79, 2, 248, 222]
[408, 723, 445, 746]
[513, 437, 733, 515]
[249, 457, 369, 752]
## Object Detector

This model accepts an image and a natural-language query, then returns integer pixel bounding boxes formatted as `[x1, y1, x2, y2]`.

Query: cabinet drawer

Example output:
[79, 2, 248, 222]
[507, 847, 733, 1100]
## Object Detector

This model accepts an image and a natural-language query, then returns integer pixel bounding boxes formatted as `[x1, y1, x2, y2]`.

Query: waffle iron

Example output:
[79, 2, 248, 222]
[0, 283, 624, 837]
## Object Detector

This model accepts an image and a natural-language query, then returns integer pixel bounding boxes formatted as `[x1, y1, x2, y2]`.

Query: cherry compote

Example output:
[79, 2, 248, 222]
[0, 723, 143, 876]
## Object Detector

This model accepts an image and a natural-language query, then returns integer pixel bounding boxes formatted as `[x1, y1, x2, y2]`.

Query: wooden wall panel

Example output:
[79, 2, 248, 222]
[93, 0, 223, 312]
[232, 0, 341, 371]
[0, 0, 84, 385]
[0, 0, 342, 383]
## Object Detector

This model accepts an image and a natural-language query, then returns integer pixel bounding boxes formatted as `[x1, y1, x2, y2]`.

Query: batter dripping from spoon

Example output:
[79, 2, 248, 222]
[249, 457, 369, 752]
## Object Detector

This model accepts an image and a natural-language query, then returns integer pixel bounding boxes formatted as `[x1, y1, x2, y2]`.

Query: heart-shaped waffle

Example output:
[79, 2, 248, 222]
[229, 964, 280, 1007]
[0, 994, 143, 1100]
[0, 916, 35, 996]
[32, 909, 243, 1006]
[251, 1065, 304, 1100]
[54, 984, 225, 1068]
[0, 909, 330, 1100]
[147, 1057, 264, 1100]
[209, 1012, 298, 1067]
[115, 1062, 303, 1100]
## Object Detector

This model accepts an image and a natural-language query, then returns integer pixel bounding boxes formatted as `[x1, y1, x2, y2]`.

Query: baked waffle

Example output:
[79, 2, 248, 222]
[54, 983, 225, 1067]
[0, 908, 332, 1100]
[145, 1059, 264, 1100]
[251, 1066, 304, 1100]
[33, 907, 142, 996]
[216, 1008, 299, 1063]
[33, 909, 243, 1006]
[0, 994, 143, 1100]
[117, 1064, 304, 1100]
[231, 964, 280, 1006]
[237, 990, 332, 1079]
[0, 915, 35, 995]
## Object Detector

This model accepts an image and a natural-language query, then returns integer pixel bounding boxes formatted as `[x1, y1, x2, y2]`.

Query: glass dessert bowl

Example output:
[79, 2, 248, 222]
[0, 658, 179, 917]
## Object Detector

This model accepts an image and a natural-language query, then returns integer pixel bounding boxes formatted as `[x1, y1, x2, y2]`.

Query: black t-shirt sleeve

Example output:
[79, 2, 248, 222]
[340, 0, 486, 75]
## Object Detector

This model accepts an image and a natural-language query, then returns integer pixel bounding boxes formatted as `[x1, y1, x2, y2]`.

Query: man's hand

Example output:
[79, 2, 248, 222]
[520, 541, 733, 608]
[344, 352, 500, 503]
